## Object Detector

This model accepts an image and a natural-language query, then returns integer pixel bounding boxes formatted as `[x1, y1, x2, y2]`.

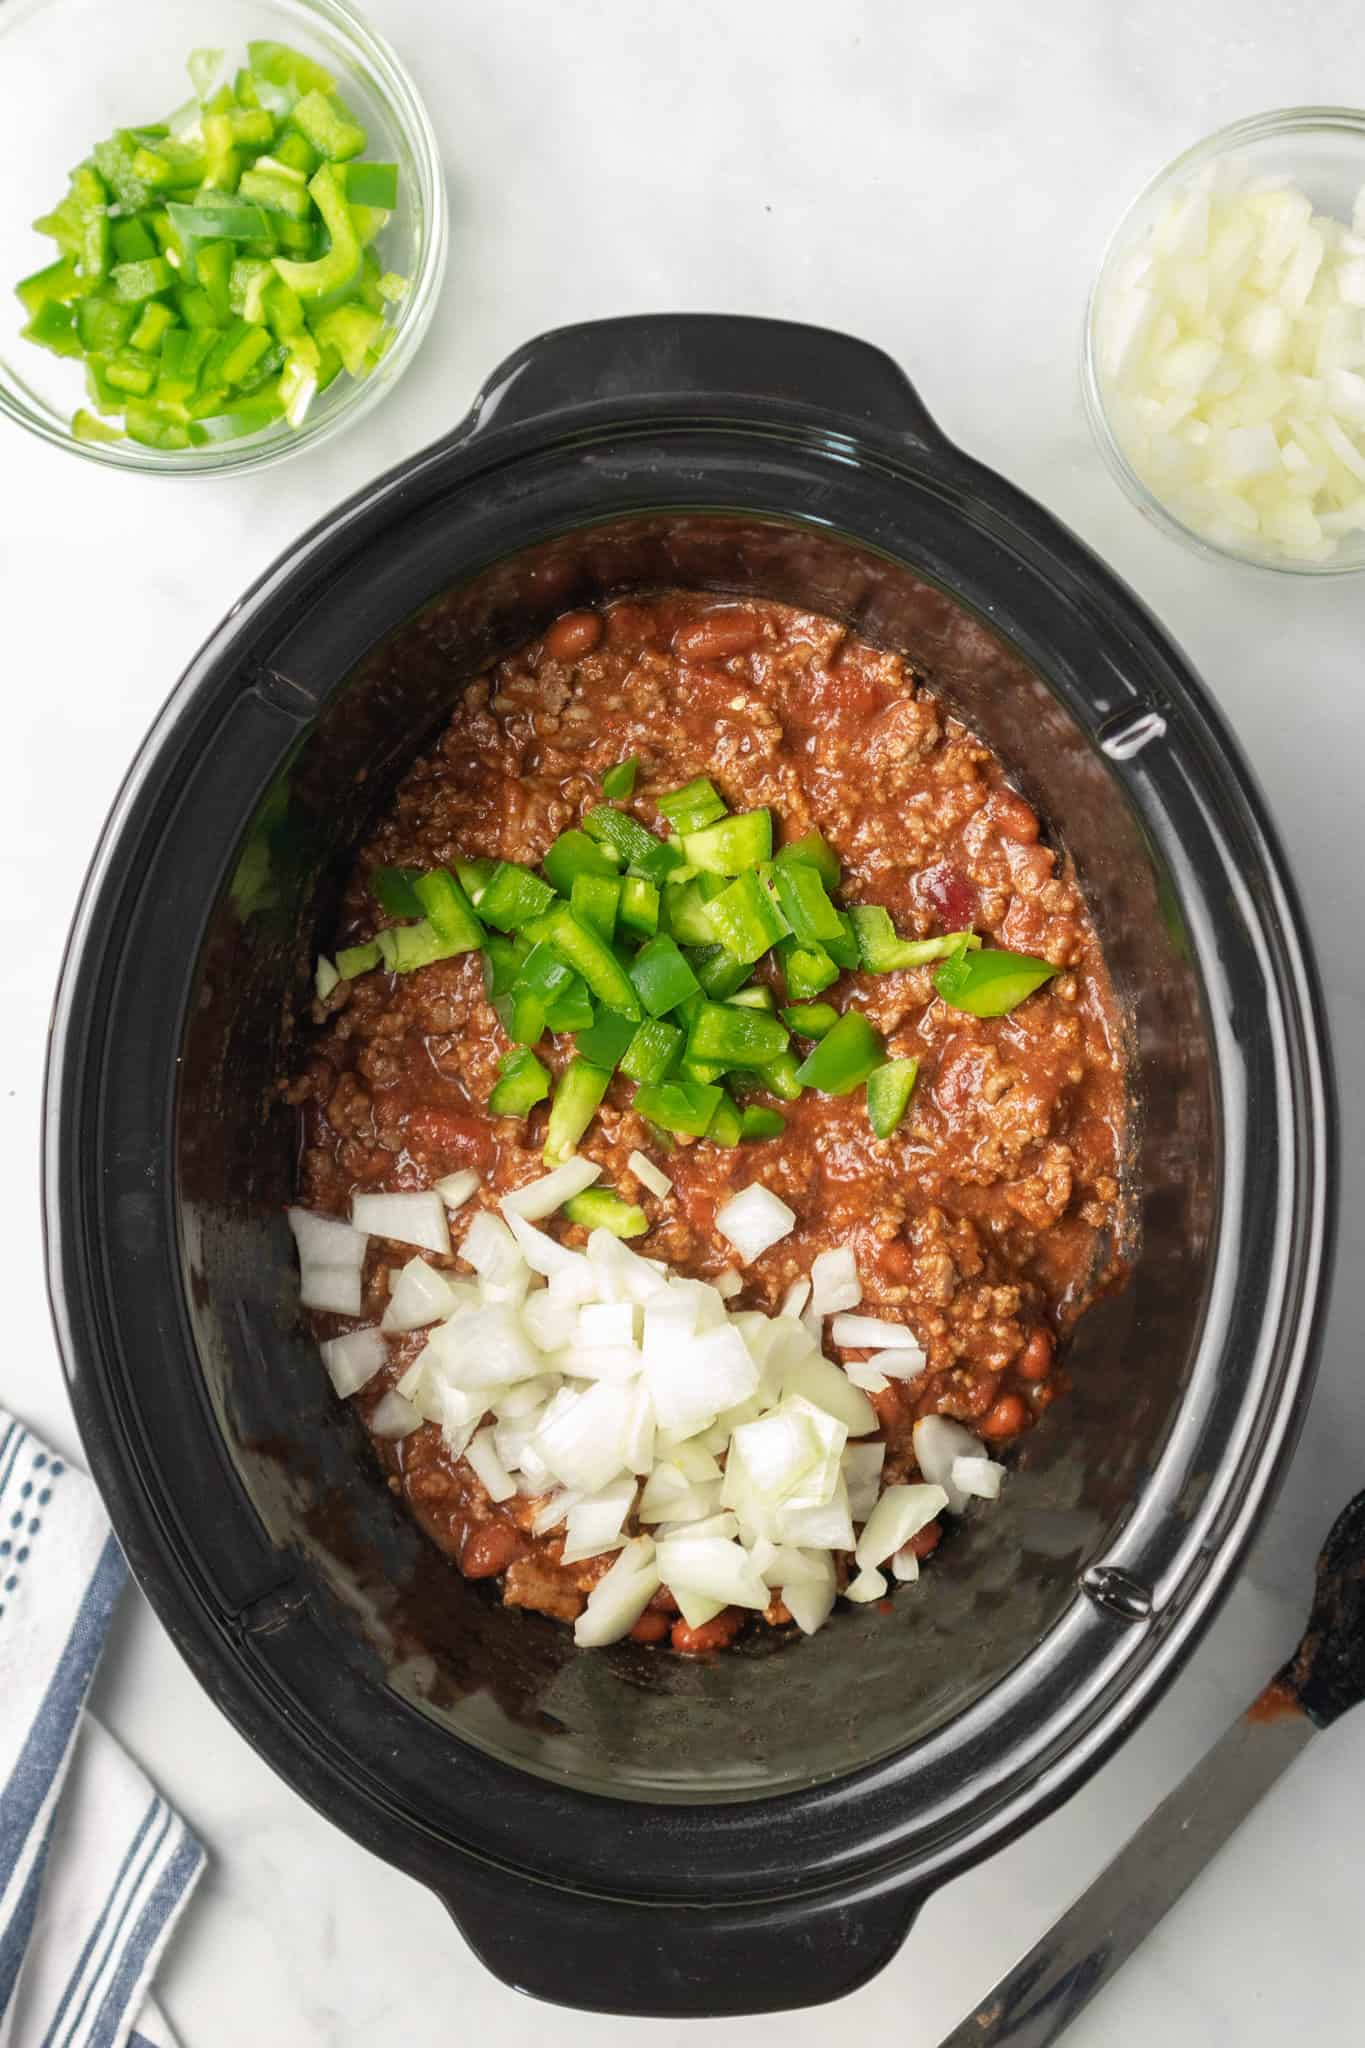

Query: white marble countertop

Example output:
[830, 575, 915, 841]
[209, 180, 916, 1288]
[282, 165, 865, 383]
[6, 1, 1364, 2041]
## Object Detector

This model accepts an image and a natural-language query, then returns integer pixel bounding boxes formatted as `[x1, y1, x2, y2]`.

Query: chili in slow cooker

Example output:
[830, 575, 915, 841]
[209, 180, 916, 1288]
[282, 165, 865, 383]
[287, 593, 1128, 1652]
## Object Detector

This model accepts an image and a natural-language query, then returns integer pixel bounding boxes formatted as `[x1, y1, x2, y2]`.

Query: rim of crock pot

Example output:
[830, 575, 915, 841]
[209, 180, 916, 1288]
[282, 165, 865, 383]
[43, 366, 1335, 1909]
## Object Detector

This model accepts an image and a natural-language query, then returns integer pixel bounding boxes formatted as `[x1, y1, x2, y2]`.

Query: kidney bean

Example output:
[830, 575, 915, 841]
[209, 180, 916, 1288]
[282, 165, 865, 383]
[543, 610, 603, 660]
[917, 861, 976, 931]
[988, 787, 1041, 844]
[979, 1393, 1030, 1440]
[909, 1519, 942, 1560]
[629, 1611, 670, 1644]
[671, 1608, 744, 1654]
[673, 611, 759, 661]
[461, 1519, 523, 1579]
[1016, 1326, 1054, 1381]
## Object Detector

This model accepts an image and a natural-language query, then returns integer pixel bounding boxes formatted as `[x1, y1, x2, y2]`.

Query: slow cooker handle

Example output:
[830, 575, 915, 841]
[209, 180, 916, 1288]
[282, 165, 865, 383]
[458, 313, 949, 451]
[440, 1865, 924, 2017]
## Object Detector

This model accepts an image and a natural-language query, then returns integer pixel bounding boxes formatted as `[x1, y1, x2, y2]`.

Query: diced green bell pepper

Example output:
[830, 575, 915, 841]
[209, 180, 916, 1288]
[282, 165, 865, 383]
[573, 1008, 638, 1070]
[620, 1018, 683, 1085]
[657, 775, 727, 834]
[601, 756, 639, 800]
[516, 941, 576, 1003]
[544, 1058, 612, 1164]
[489, 1047, 552, 1117]
[851, 905, 980, 972]
[16, 257, 84, 317]
[759, 1049, 805, 1101]
[775, 829, 841, 891]
[129, 300, 176, 352]
[346, 161, 400, 208]
[371, 865, 424, 918]
[544, 976, 595, 1034]
[681, 808, 772, 875]
[563, 1188, 648, 1239]
[21, 303, 83, 358]
[271, 163, 359, 299]
[569, 872, 620, 941]
[726, 984, 776, 1011]
[769, 861, 844, 945]
[376, 919, 455, 973]
[686, 1001, 789, 1070]
[631, 1079, 723, 1137]
[583, 804, 680, 883]
[778, 936, 839, 1000]
[740, 1104, 785, 1141]
[110, 257, 174, 303]
[546, 906, 641, 1020]
[706, 869, 788, 964]
[482, 933, 530, 999]
[289, 89, 367, 162]
[687, 945, 754, 1000]
[412, 868, 485, 952]
[542, 827, 618, 895]
[793, 1011, 884, 1095]
[628, 935, 700, 1018]
[866, 1058, 920, 1138]
[479, 862, 557, 932]
[706, 1091, 743, 1147]
[618, 876, 660, 937]
[782, 1001, 839, 1038]
[454, 855, 495, 905]
[933, 947, 1059, 1016]
[336, 939, 382, 978]
[495, 988, 548, 1046]
[662, 873, 725, 946]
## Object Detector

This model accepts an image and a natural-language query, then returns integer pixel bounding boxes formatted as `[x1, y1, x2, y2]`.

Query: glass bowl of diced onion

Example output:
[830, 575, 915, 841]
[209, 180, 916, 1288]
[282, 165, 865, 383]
[1083, 108, 1365, 574]
[0, 0, 446, 474]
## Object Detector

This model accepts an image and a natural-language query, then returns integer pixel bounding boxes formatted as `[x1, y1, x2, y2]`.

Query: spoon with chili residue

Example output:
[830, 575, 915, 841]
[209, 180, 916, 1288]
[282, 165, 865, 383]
[940, 1489, 1365, 2047]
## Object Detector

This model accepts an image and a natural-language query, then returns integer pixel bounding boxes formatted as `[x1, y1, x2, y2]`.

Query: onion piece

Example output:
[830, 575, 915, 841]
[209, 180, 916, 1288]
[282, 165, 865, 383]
[628, 1149, 673, 1199]
[656, 1510, 739, 1542]
[672, 1587, 726, 1630]
[842, 1442, 886, 1522]
[504, 1211, 596, 1297]
[867, 1345, 927, 1382]
[531, 1489, 578, 1536]
[645, 1323, 758, 1440]
[351, 1190, 451, 1256]
[434, 1169, 480, 1210]
[298, 1263, 363, 1316]
[913, 1414, 988, 1514]
[844, 1564, 886, 1603]
[502, 1157, 601, 1221]
[780, 1352, 879, 1437]
[890, 1546, 920, 1584]
[809, 1246, 861, 1316]
[369, 1390, 422, 1439]
[714, 1184, 797, 1264]
[655, 1536, 770, 1610]
[577, 1301, 638, 1350]
[465, 1426, 517, 1503]
[573, 1536, 660, 1647]
[381, 1255, 460, 1333]
[953, 1454, 1004, 1502]
[776, 1480, 855, 1553]
[533, 1380, 634, 1493]
[561, 1475, 637, 1564]
[844, 1358, 890, 1394]
[588, 1228, 671, 1304]
[288, 1206, 367, 1269]
[781, 1551, 837, 1635]
[779, 1276, 812, 1320]
[829, 1313, 920, 1350]
[319, 1326, 387, 1398]
[714, 1268, 743, 1300]
[855, 1483, 949, 1571]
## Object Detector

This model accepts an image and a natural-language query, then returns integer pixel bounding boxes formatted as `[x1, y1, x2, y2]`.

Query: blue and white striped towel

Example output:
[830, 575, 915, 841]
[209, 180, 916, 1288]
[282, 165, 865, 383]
[0, 1410, 204, 2048]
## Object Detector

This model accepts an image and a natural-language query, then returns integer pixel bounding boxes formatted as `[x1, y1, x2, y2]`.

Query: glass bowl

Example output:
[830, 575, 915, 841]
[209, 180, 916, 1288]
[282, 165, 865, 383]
[0, 0, 447, 475]
[1082, 107, 1365, 576]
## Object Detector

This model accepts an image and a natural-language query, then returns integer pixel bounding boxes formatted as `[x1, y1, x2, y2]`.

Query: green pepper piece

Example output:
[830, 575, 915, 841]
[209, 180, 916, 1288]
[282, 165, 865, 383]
[678, 1056, 727, 1085]
[545, 906, 642, 1019]
[570, 872, 620, 941]
[563, 1188, 649, 1239]
[71, 408, 123, 445]
[93, 134, 151, 213]
[620, 1017, 683, 1085]
[516, 941, 576, 1003]
[706, 869, 789, 964]
[175, 286, 219, 332]
[794, 1011, 883, 1095]
[454, 855, 495, 906]
[74, 294, 135, 353]
[583, 803, 680, 883]
[631, 1079, 722, 1137]
[239, 164, 313, 220]
[289, 89, 367, 162]
[618, 876, 660, 937]
[376, 919, 455, 974]
[573, 1007, 638, 1070]
[227, 106, 276, 146]
[759, 1049, 805, 1102]
[687, 945, 755, 1000]
[602, 756, 639, 800]
[544, 976, 595, 1034]
[482, 933, 530, 999]
[489, 1047, 552, 1118]
[933, 947, 1059, 1016]
[777, 936, 839, 1000]
[167, 199, 273, 241]
[124, 397, 192, 448]
[129, 301, 175, 352]
[110, 257, 174, 304]
[157, 326, 213, 401]
[194, 242, 235, 324]
[740, 1103, 785, 1141]
[726, 984, 776, 1011]
[823, 911, 862, 971]
[681, 808, 773, 876]
[111, 217, 157, 263]
[769, 862, 845, 946]
[775, 829, 841, 892]
[851, 905, 981, 973]
[661, 873, 725, 946]
[542, 827, 618, 895]
[21, 302, 83, 358]
[657, 775, 727, 834]
[336, 939, 382, 978]
[495, 987, 548, 1046]
[685, 1001, 789, 1070]
[370, 865, 424, 918]
[312, 301, 384, 376]
[272, 164, 359, 299]
[345, 161, 399, 208]
[104, 351, 158, 395]
[16, 256, 84, 318]
[247, 40, 337, 97]
[706, 1091, 743, 1147]
[479, 862, 557, 932]
[629, 935, 700, 1018]
[273, 130, 318, 178]
[866, 1058, 920, 1138]
[544, 1058, 612, 1164]
[781, 1001, 839, 1039]
[412, 868, 485, 952]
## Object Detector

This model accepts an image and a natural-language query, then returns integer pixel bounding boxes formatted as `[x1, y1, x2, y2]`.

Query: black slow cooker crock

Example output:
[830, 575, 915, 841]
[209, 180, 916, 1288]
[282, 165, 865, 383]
[45, 316, 1334, 2018]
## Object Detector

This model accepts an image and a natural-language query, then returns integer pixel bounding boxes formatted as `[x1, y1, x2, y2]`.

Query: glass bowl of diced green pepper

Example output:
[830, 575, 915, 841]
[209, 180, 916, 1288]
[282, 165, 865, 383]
[0, 0, 447, 471]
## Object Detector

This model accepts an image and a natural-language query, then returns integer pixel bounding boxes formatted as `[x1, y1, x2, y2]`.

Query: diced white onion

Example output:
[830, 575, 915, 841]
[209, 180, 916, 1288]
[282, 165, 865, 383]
[533, 1380, 634, 1493]
[673, 1587, 727, 1630]
[319, 1326, 387, 1398]
[714, 1268, 743, 1300]
[531, 1489, 578, 1535]
[842, 1442, 886, 1522]
[561, 1475, 637, 1564]
[914, 1414, 988, 1515]
[645, 1322, 758, 1439]
[351, 1190, 451, 1255]
[830, 1313, 920, 1350]
[953, 1454, 1005, 1501]
[577, 1301, 637, 1349]
[845, 1564, 887, 1603]
[844, 1358, 890, 1393]
[855, 1482, 949, 1570]
[780, 1352, 879, 1437]
[781, 1550, 837, 1635]
[656, 1510, 738, 1542]
[425, 1305, 542, 1388]
[381, 1255, 460, 1333]
[890, 1546, 920, 1584]
[465, 1426, 517, 1503]
[867, 1346, 928, 1382]
[628, 1149, 674, 1199]
[654, 1536, 770, 1610]
[288, 1207, 367, 1270]
[434, 1169, 480, 1209]
[502, 1157, 601, 1221]
[573, 1536, 660, 1647]
[809, 1246, 861, 1316]
[714, 1184, 797, 1264]
[298, 1263, 363, 1316]
[779, 1276, 812, 1320]
[461, 1210, 526, 1286]
[369, 1390, 422, 1438]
